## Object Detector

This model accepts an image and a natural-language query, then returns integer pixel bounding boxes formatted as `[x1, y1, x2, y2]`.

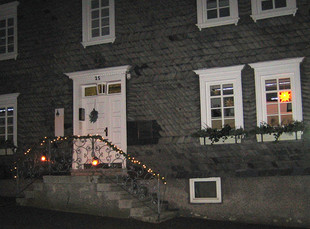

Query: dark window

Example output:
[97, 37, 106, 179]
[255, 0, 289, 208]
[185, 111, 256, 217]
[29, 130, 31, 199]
[127, 120, 161, 145]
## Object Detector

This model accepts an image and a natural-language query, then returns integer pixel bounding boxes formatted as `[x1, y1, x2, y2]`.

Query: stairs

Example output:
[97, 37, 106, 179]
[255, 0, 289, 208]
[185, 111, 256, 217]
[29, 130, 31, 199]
[16, 171, 178, 223]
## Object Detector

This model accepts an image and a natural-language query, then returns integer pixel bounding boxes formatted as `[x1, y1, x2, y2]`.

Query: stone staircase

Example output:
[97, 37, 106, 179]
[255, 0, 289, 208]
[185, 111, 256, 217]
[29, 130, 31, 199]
[16, 172, 178, 223]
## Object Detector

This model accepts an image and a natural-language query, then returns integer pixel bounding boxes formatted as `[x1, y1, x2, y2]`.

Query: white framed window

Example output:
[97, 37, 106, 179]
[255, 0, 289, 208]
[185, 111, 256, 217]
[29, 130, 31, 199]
[189, 177, 222, 203]
[0, 1, 19, 61]
[250, 0, 297, 22]
[249, 58, 304, 127]
[82, 0, 115, 47]
[196, 0, 239, 30]
[0, 93, 19, 155]
[194, 65, 244, 129]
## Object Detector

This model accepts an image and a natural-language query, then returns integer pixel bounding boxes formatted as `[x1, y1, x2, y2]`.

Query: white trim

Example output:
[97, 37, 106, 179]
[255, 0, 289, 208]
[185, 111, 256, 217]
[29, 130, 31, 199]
[0, 93, 19, 148]
[196, 0, 239, 30]
[0, 1, 19, 61]
[82, 0, 115, 47]
[189, 177, 222, 203]
[250, 0, 297, 22]
[249, 57, 304, 126]
[194, 65, 245, 129]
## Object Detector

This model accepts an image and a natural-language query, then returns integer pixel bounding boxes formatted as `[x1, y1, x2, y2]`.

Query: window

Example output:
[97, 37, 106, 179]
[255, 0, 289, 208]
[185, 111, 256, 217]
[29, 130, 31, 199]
[196, 0, 239, 30]
[189, 177, 222, 203]
[82, 0, 115, 47]
[250, 0, 297, 22]
[127, 120, 161, 145]
[0, 93, 19, 155]
[0, 1, 19, 61]
[194, 65, 245, 129]
[249, 58, 304, 127]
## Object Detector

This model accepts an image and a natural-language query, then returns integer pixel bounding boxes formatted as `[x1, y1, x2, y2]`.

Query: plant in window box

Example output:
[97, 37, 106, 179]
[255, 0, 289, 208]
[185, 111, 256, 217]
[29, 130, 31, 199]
[192, 125, 246, 145]
[256, 121, 305, 142]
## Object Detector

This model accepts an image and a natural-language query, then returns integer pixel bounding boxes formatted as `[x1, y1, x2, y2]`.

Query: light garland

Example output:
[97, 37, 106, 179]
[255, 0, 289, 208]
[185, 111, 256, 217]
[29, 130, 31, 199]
[18, 134, 167, 184]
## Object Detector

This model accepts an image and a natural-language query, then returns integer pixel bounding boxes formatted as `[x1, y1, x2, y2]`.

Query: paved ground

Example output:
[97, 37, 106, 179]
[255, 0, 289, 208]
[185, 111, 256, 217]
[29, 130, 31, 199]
[0, 197, 305, 229]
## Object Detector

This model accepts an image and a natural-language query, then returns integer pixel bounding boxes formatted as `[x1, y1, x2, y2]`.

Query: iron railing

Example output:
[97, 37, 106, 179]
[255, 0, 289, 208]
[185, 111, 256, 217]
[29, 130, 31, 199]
[15, 135, 167, 220]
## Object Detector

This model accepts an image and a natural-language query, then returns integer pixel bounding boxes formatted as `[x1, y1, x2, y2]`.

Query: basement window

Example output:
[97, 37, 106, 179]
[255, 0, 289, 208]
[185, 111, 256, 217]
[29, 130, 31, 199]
[127, 120, 161, 145]
[189, 177, 222, 203]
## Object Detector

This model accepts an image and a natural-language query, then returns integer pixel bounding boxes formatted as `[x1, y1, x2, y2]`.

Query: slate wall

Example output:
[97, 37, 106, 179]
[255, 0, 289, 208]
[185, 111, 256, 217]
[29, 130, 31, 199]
[0, 0, 309, 179]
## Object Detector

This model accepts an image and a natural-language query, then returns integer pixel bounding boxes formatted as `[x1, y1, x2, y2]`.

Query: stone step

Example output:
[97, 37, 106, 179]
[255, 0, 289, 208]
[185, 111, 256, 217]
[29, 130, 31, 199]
[133, 210, 179, 223]
[118, 198, 153, 209]
[103, 190, 132, 200]
[130, 206, 156, 217]
[97, 183, 123, 192]
[24, 190, 35, 199]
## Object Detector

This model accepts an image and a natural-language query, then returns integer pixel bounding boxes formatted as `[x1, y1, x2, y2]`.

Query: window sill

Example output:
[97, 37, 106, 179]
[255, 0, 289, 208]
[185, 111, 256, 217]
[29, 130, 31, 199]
[81, 36, 116, 48]
[0, 53, 17, 61]
[196, 17, 239, 30]
[256, 131, 302, 142]
[200, 137, 242, 145]
[251, 8, 297, 22]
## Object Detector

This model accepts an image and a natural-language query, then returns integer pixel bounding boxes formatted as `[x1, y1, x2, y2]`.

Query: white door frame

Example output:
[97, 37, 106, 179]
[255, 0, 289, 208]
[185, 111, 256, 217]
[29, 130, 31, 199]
[65, 65, 130, 153]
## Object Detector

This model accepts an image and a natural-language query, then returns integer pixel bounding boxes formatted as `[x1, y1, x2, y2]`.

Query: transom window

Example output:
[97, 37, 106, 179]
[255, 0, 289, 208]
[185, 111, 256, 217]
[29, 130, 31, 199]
[196, 0, 239, 29]
[84, 81, 121, 97]
[82, 0, 115, 47]
[194, 65, 244, 130]
[0, 1, 19, 61]
[250, 58, 304, 127]
[250, 0, 297, 22]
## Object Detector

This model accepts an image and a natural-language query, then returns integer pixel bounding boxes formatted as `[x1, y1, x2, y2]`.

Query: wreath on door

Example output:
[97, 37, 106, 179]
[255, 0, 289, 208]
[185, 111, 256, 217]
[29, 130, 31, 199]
[89, 108, 98, 123]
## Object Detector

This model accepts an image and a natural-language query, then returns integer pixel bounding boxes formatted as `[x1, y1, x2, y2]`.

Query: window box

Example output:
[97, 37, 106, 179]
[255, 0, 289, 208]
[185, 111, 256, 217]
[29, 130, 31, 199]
[256, 131, 302, 142]
[200, 136, 242, 145]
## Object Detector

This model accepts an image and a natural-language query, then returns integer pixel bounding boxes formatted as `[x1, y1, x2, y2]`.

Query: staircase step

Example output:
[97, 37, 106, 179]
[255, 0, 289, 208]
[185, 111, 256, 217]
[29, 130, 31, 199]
[119, 199, 152, 209]
[133, 210, 179, 223]
[24, 190, 35, 199]
[130, 206, 155, 217]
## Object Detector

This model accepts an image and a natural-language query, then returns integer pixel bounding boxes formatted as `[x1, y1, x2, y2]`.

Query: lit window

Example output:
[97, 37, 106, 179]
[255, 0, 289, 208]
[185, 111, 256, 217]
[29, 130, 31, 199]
[0, 1, 19, 61]
[82, 0, 115, 47]
[196, 0, 239, 30]
[189, 178, 222, 203]
[249, 58, 304, 126]
[0, 93, 19, 155]
[250, 0, 297, 22]
[194, 65, 245, 129]
[108, 82, 121, 94]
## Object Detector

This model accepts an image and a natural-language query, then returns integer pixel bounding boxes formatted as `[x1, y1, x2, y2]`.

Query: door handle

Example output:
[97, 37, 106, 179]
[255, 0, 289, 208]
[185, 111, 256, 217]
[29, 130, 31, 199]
[104, 127, 108, 137]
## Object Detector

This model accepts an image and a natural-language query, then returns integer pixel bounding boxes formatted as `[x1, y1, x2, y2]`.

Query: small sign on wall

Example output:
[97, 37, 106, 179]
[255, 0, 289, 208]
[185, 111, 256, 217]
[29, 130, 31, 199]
[55, 108, 64, 137]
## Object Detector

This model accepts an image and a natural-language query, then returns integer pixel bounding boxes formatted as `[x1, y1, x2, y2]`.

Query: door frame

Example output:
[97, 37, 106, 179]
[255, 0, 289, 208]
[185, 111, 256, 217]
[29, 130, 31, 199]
[66, 65, 130, 152]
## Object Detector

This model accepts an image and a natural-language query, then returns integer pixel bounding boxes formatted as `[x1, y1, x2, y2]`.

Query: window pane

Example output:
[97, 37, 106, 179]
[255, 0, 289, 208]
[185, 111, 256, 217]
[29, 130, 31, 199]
[92, 28, 100, 37]
[194, 181, 217, 198]
[101, 17, 109, 26]
[265, 79, 277, 91]
[101, 0, 109, 7]
[8, 45, 14, 52]
[224, 119, 235, 128]
[92, 19, 99, 28]
[211, 109, 221, 118]
[0, 135, 5, 141]
[0, 20, 5, 28]
[7, 107, 13, 116]
[91, 0, 99, 9]
[281, 115, 292, 125]
[7, 135, 13, 142]
[91, 10, 99, 19]
[0, 29, 5, 37]
[7, 126, 13, 134]
[101, 26, 110, 36]
[101, 8, 109, 17]
[219, 0, 229, 7]
[210, 85, 221, 96]
[223, 84, 233, 95]
[224, 97, 234, 107]
[0, 127, 5, 134]
[0, 108, 5, 116]
[8, 36, 14, 44]
[7, 117, 13, 125]
[266, 92, 278, 102]
[267, 116, 279, 126]
[211, 98, 221, 108]
[224, 108, 234, 117]
[8, 18, 14, 26]
[85, 86, 97, 96]
[212, 120, 222, 129]
[219, 7, 230, 17]
[280, 103, 292, 113]
[0, 118, 5, 125]
[279, 78, 290, 90]
[262, 0, 273, 10]
[108, 83, 121, 94]
[8, 28, 14, 36]
[207, 9, 218, 19]
[275, 0, 286, 8]
[267, 104, 278, 115]
[0, 46, 5, 54]
[207, 0, 217, 9]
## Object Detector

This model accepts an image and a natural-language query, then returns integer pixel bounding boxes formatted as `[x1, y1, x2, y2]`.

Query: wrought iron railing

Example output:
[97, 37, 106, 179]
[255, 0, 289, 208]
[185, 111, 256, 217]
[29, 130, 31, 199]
[14, 135, 167, 220]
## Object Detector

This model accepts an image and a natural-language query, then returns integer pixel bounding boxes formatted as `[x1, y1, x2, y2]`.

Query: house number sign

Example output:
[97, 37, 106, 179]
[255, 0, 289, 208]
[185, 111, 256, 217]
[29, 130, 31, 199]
[95, 76, 101, 81]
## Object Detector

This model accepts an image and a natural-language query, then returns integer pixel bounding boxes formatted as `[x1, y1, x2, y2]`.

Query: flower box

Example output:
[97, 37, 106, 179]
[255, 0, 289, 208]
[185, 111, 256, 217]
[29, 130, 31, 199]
[200, 136, 242, 145]
[256, 131, 303, 142]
